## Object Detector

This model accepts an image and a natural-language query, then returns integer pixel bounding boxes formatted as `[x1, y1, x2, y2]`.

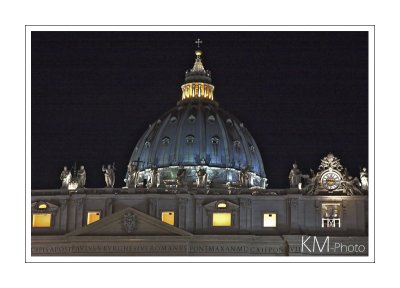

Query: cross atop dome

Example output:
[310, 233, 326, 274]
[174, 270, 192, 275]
[195, 38, 202, 48]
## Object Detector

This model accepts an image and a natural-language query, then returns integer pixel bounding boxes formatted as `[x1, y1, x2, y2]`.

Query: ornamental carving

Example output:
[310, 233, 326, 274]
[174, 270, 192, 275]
[318, 153, 343, 171]
[302, 153, 363, 196]
[123, 212, 137, 234]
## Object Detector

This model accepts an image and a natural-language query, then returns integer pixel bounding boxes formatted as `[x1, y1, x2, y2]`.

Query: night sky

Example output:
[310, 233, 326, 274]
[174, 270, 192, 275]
[31, 31, 368, 189]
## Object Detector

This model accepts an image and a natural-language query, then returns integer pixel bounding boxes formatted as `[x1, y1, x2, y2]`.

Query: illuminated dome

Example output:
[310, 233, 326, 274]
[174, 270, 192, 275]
[127, 48, 267, 188]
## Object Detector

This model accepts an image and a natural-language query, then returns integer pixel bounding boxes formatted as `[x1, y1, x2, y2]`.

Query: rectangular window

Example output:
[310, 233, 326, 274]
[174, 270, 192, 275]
[212, 212, 232, 227]
[87, 211, 101, 225]
[32, 213, 52, 228]
[263, 213, 277, 227]
[161, 211, 175, 226]
[321, 203, 341, 228]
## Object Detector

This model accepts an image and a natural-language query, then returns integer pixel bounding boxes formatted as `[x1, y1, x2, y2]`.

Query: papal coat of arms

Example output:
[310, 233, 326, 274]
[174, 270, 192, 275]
[123, 212, 137, 234]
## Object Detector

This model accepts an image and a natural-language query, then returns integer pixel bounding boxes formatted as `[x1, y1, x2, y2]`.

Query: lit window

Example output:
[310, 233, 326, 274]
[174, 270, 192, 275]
[87, 211, 101, 225]
[161, 211, 175, 225]
[217, 202, 227, 208]
[32, 213, 52, 228]
[263, 213, 277, 227]
[38, 203, 47, 209]
[213, 213, 231, 226]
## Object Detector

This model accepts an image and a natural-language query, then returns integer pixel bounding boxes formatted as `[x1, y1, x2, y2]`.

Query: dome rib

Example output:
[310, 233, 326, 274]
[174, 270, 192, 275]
[149, 113, 172, 167]
[174, 103, 191, 165]
[215, 111, 231, 168]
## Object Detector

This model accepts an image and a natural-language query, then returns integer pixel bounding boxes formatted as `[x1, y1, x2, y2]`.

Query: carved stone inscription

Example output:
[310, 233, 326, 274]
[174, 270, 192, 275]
[31, 241, 286, 256]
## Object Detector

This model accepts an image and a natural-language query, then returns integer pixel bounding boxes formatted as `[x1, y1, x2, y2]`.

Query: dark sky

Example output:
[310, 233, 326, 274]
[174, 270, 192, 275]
[31, 31, 368, 189]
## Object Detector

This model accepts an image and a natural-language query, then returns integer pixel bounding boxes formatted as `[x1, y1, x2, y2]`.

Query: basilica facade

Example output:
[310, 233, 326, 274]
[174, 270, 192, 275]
[31, 45, 368, 256]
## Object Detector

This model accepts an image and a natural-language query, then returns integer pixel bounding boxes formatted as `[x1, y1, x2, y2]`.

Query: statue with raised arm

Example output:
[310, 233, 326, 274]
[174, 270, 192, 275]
[176, 165, 187, 187]
[288, 163, 302, 188]
[102, 163, 116, 188]
[60, 166, 71, 189]
[360, 167, 368, 191]
[126, 162, 139, 188]
[304, 169, 319, 195]
[77, 165, 86, 188]
[196, 166, 207, 188]
[239, 166, 250, 187]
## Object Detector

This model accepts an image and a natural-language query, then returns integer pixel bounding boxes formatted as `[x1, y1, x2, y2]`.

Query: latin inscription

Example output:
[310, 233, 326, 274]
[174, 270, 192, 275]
[32, 243, 285, 255]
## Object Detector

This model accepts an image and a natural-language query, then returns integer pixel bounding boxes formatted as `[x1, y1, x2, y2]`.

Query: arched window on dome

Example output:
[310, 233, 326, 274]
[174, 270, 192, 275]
[186, 135, 195, 144]
[162, 137, 170, 145]
[249, 144, 255, 153]
[188, 114, 196, 124]
[208, 115, 215, 124]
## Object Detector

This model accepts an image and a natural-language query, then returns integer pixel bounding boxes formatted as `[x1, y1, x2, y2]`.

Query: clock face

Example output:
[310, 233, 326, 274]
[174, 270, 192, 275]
[321, 171, 341, 190]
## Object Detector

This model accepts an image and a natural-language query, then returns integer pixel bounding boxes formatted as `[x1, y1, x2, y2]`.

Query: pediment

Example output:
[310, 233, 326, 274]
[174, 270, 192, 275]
[65, 207, 192, 237]
[203, 200, 239, 210]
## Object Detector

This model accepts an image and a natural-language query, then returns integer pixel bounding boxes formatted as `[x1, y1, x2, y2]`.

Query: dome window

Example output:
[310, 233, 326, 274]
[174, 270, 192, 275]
[188, 114, 196, 123]
[226, 118, 233, 126]
[233, 140, 241, 148]
[162, 137, 170, 145]
[170, 117, 177, 124]
[208, 115, 216, 123]
[145, 141, 151, 148]
[249, 145, 255, 152]
[186, 135, 195, 144]
[211, 136, 219, 145]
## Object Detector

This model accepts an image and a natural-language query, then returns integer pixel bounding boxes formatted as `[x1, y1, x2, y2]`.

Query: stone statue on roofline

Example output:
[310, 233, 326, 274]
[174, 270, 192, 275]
[176, 164, 187, 187]
[239, 165, 250, 188]
[196, 166, 207, 188]
[148, 166, 159, 188]
[102, 163, 116, 188]
[288, 162, 302, 188]
[126, 161, 139, 188]
[60, 166, 72, 189]
[360, 167, 368, 191]
[77, 165, 86, 188]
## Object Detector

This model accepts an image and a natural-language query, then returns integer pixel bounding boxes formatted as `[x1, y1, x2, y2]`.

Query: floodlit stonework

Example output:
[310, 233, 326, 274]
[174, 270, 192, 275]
[31, 43, 368, 256]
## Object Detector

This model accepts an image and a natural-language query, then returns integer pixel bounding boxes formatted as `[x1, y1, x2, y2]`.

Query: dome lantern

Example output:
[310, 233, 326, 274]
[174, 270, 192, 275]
[181, 40, 215, 101]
